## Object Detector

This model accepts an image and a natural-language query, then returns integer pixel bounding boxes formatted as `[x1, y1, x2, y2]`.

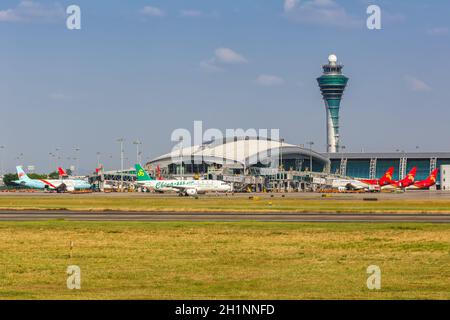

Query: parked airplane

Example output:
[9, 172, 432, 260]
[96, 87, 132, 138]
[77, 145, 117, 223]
[359, 167, 394, 187]
[382, 167, 417, 190]
[135, 164, 232, 196]
[13, 166, 91, 192]
[332, 167, 395, 191]
[57, 167, 92, 191]
[406, 169, 439, 190]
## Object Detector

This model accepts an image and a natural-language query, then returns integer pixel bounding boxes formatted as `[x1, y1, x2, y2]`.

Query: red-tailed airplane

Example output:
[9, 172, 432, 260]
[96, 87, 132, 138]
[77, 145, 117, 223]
[332, 167, 395, 191]
[359, 167, 394, 187]
[58, 167, 68, 178]
[382, 167, 417, 190]
[406, 169, 439, 190]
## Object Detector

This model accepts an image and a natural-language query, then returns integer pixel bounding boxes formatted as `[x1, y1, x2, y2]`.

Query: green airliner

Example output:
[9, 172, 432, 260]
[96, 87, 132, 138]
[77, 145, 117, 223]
[135, 164, 232, 196]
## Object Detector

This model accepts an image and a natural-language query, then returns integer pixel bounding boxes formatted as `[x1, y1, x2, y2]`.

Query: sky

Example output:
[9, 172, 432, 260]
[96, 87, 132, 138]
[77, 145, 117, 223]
[1, 0, 450, 174]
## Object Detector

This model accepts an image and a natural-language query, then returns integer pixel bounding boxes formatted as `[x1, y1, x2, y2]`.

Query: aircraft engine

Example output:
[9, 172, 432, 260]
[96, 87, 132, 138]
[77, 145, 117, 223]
[56, 183, 67, 193]
[185, 189, 198, 196]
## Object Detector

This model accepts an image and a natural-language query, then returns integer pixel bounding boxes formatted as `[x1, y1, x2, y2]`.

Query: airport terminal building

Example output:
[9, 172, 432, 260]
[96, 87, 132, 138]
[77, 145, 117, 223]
[147, 137, 330, 177]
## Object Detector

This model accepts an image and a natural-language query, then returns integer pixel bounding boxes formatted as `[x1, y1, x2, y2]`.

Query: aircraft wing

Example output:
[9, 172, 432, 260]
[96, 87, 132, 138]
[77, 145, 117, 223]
[332, 179, 369, 190]
[170, 185, 197, 191]
[346, 182, 367, 190]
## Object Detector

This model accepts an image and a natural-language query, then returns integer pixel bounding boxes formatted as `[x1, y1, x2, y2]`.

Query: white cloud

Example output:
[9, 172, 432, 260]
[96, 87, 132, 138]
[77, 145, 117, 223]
[140, 6, 165, 17]
[180, 9, 220, 19]
[215, 48, 247, 64]
[180, 10, 203, 17]
[284, 0, 299, 12]
[200, 48, 247, 72]
[283, 0, 361, 28]
[256, 74, 285, 86]
[0, 9, 19, 22]
[427, 27, 449, 36]
[200, 59, 224, 72]
[404, 76, 432, 92]
[0, 1, 64, 23]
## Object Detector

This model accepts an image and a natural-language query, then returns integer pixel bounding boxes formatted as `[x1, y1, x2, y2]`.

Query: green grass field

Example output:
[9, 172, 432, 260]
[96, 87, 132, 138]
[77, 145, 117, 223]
[0, 221, 449, 299]
[1, 195, 450, 213]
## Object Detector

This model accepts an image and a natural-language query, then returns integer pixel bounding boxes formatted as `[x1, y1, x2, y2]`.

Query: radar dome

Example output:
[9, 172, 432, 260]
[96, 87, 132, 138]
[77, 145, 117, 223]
[328, 54, 338, 64]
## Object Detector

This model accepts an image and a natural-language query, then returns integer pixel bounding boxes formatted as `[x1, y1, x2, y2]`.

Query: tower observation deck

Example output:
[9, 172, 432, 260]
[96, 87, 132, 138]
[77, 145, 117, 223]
[317, 54, 349, 153]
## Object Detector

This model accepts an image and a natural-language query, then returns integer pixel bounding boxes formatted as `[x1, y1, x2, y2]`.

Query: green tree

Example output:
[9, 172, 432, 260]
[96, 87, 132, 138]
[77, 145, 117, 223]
[48, 171, 59, 179]
[2, 172, 50, 186]
[2, 173, 18, 186]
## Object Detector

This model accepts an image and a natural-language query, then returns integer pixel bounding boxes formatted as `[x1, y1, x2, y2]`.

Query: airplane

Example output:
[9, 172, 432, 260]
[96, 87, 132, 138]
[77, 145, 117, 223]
[134, 164, 232, 196]
[57, 167, 92, 191]
[382, 167, 417, 190]
[332, 167, 395, 191]
[359, 167, 394, 187]
[406, 169, 439, 190]
[13, 166, 91, 192]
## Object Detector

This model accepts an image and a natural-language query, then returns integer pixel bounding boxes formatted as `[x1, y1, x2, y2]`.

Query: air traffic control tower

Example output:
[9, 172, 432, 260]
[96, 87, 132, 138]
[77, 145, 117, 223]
[317, 54, 349, 153]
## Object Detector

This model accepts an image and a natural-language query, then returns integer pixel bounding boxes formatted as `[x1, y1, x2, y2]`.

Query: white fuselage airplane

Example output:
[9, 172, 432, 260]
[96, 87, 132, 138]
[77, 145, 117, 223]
[14, 166, 91, 192]
[135, 164, 232, 196]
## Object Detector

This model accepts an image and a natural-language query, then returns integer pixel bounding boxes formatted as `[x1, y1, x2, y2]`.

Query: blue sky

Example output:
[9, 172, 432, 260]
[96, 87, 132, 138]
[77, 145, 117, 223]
[1, 0, 450, 173]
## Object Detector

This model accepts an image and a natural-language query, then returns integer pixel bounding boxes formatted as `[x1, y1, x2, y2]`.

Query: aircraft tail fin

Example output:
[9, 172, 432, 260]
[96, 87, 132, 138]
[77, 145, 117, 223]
[379, 167, 394, 185]
[135, 164, 154, 181]
[16, 166, 31, 181]
[58, 167, 67, 177]
[406, 167, 417, 182]
[428, 168, 439, 183]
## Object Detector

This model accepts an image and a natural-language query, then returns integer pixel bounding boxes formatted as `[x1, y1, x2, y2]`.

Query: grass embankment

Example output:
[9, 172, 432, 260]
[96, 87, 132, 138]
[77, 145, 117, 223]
[1, 195, 450, 213]
[0, 221, 449, 299]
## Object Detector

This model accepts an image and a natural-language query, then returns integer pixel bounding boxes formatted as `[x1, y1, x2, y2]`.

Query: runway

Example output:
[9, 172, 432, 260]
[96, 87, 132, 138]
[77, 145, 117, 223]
[1, 211, 450, 223]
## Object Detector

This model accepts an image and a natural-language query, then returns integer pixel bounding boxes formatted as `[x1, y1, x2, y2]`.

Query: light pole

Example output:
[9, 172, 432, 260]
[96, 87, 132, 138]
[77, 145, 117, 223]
[307, 141, 314, 173]
[279, 138, 284, 191]
[55, 147, 60, 164]
[48, 152, 53, 172]
[74, 147, 80, 176]
[0, 145, 5, 177]
[96, 152, 101, 168]
[340, 145, 346, 176]
[133, 140, 142, 165]
[280, 139, 284, 171]
[108, 154, 113, 171]
[49, 152, 57, 172]
[117, 138, 125, 191]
